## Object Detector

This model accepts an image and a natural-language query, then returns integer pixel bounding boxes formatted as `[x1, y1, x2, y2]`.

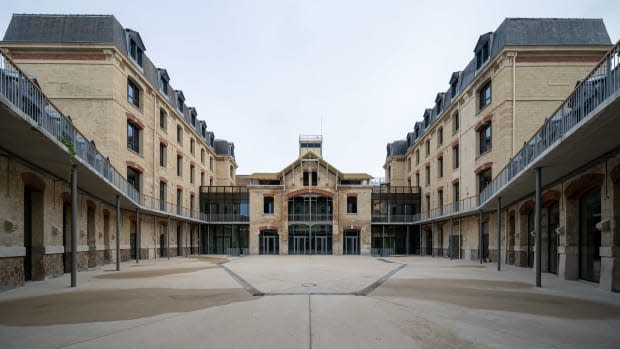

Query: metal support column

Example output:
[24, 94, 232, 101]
[136, 208, 140, 263]
[382, 225, 385, 257]
[167, 216, 171, 260]
[406, 225, 410, 256]
[535, 167, 542, 287]
[70, 165, 77, 287]
[115, 195, 120, 271]
[479, 210, 483, 264]
[497, 197, 501, 271]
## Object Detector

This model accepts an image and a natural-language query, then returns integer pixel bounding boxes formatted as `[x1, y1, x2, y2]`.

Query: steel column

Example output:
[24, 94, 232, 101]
[136, 208, 140, 263]
[479, 210, 483, 264]
[497, 197, 501, 271]
[115, 195, 120, 271]
[382, 224, 385, 257]
[167, 216, 170, 260]
[535, 167, 542, 287]
[70, 164, 77, 287]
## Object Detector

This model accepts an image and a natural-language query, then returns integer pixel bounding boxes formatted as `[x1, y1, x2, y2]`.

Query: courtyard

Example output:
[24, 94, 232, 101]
[0, 256, 619, 349]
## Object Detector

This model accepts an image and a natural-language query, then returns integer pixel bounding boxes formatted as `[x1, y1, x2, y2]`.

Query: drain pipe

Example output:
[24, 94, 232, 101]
[511, 51, 518, 155]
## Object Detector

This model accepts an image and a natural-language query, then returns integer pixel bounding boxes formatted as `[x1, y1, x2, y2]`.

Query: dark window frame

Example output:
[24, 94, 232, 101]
[127, 79, 140, 108]
[479, 80, 492, 111]
[347, 196, 358, 214]
[127, 121, 140, 153]
[264, 196, 274, 214]
[478, 123, 492, 155]
[127, 167, 141, 193]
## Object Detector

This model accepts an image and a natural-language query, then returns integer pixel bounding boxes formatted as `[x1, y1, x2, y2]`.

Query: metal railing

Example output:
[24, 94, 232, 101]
[479, 41, 620, 205]
[288, 214, 333, 222]
[371, 214, 420, 223]
[0, 50, 204, 222]
[201, 214, 250, 223]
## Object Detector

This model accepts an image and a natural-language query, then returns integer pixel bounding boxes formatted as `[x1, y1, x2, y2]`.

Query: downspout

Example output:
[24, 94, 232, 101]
[511, 51, 518, 155]
[152, 91, 158, 199]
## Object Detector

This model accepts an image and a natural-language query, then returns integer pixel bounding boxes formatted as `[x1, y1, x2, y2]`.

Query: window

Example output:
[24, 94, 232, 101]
[303, 171, 317, 186]
[478, 168, 492, 193]
[438, 158, 443, 178]
[438, 127, 443, 146]
[476, 42, 490, 70]
[450, 80, 458, 98]
[160, 75, 168, 95]
[127, 79, 140, 107]
[176, 189, 182, 214]
[127, 121, 140, 153]
[159, 143, 167, 167]
[479, 123, 492, 155]
[425, 166, 430, 186]
[190, 165, 195, 184]
[230, 166, 234, 178]
[264, 196, 274, 214]
[190, 138, 195, 155]
[177, 155, 183, 177]
[452, 112, 459, 134]
[159, 109, 167, 130]
[453, 182, 460, 202]
[479, 81, 492, 110]
[127, 167, 140, 193]
[425, 139, 430, 156]
[438, 190, 444, 208]
[129, 39, 143, 67]
[415, 173, 420, 187]
[209, 156, 213, 170]
[177, 125, 183, 144]
[453, 145, 459, 169]
[159, 181, 166, 210]
[426, 195, 431, 213]
[201, 172, 205, 186]
[407, 157, 411, 172]
[209, 177, 213, 186]
[190, 194, 195, 215]
[201, 149, 205, 164]
[177, 96, 184, 113]
[347, 196, 357, 214]
[415, 149, 420, 165]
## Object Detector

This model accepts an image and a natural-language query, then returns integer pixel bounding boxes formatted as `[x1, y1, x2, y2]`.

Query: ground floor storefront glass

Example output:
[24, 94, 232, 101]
[288, 224, 332, 255]
[200, 224, 249, 255]
[259, 230, 279, 255]
[371, 225, 420, 255]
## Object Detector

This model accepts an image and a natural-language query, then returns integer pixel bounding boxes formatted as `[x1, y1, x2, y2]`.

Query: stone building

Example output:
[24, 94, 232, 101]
[384, 18, 620, 291]
[0, 14, 237, 289]
[1, 14, 619, 293]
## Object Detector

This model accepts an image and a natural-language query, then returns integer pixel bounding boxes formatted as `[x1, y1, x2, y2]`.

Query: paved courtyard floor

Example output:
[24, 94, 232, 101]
[1, 255, 619, 348]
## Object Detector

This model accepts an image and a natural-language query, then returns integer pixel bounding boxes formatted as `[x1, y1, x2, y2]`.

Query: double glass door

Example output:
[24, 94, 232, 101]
[343, 231, 360, 255]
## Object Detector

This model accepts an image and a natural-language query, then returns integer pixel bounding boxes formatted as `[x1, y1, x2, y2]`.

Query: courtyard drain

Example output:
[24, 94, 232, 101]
[301, 282, 317, 288]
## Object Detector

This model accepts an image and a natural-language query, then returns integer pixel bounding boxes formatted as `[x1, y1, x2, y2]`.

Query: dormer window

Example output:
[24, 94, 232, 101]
[435, 94, 444, 115]
[129, 39, 143, 67]
[476, 41, 490, 70]
[175, 91, 185, 114]
[189, 108, 197, 127]
[160, 75, 168, 95]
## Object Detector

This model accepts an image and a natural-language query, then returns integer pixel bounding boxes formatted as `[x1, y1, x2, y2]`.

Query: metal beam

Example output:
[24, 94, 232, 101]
[70, 164, 77, 287]
[535, 167, 542, 287]
[115, 195, 120, 271]
[497, 197, 501, 271]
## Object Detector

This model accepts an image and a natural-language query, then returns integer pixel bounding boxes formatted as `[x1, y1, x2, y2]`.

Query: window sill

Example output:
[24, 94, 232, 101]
[346, 212, 358, 215]
[476, 148, 492, 160]
[127, 148, 143, 158]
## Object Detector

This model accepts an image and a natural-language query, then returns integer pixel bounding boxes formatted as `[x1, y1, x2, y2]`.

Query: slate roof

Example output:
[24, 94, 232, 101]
[386, 18, 612, 159]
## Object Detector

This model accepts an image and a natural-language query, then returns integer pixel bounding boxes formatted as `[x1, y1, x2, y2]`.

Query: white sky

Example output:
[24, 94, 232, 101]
[2, 0, 619, 178]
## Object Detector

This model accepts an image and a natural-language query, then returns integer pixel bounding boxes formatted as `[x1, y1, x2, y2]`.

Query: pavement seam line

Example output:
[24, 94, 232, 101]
[218, 264, 265, 296]
[308, 295, 313, 349]
[355, 263, 406, 296]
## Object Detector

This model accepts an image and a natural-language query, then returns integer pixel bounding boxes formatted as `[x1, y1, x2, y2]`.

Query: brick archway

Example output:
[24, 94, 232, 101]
[542, 190, 561, 208]
[519, 200, 535, 214]
[21, 172, 46, 191]
[564, 174, 604, 200]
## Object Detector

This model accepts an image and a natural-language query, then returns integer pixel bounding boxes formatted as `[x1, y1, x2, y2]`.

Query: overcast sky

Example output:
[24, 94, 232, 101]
[2, 1, 619, 177]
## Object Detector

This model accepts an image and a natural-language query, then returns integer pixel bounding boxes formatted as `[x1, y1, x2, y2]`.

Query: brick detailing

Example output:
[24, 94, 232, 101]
[542, 190, 561, 208]
[519, 200, 535, 214]
[474, 162, 493, 175]
[259, 226, 278, 231]
[287, 188, 333, 198]
[125, 112, 145, 129]
[21, 172, 46, 191]
[565, 173, 604, 199]
[126, 161, 144, 173]
[516, 55, 602, 63]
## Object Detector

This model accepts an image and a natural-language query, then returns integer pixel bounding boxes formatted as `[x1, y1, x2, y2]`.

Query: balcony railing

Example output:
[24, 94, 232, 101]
[371, 214, 420, 223]
[288, 214, 333, 222]
[0, 50, 205, 222]
[201, 214, 249, 223]
[479, 41, 620, 206]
